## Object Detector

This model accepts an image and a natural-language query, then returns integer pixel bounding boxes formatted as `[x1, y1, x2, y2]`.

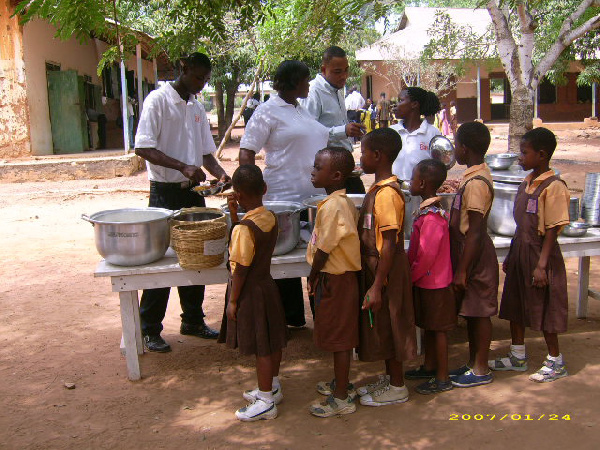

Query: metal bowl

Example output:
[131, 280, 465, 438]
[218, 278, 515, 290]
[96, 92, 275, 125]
[429, 135, 456, 169]
[302, 194, 365, 231]
[221, 201, 305, 255]
[561, 222, 590, 238]
[486, 153, 518, 170]
[82, 208, 173, 266]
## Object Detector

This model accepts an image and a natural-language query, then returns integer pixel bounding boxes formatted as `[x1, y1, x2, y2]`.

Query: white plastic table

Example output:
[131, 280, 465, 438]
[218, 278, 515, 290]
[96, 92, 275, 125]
[95, 229, 600, 380]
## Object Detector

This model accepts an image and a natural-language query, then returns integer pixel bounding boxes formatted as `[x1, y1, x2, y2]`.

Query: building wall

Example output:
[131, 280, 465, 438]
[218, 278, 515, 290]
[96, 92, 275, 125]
[0, 0, 30, 158]
[22, 19, 157, 156]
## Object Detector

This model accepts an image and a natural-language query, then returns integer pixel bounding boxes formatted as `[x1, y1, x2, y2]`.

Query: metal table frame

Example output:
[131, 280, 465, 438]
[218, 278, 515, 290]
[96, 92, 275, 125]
[95, 230, 600, 380]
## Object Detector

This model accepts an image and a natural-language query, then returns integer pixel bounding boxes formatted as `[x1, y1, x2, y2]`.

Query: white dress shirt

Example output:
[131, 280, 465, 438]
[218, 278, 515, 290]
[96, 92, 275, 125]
[345, 91, 365, 111]
[391, 119, 441, 182]
[135, 83, 216, 183]
[299, 74, 352, 151]
[240, 94, 328, 202]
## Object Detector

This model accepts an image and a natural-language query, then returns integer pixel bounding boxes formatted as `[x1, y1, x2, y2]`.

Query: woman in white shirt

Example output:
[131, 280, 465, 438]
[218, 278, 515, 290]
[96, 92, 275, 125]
[239, 60, 329, 327]
[390, 87, 442, 182]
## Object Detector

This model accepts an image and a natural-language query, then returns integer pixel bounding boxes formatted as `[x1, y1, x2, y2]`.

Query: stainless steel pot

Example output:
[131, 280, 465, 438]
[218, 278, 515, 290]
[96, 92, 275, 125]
[302, 194, 365, 231]
[221, 201, 305, 255]
[488, 181, 519, 236]
[82, 208, 173, 266]
[403, 191, 454, 239]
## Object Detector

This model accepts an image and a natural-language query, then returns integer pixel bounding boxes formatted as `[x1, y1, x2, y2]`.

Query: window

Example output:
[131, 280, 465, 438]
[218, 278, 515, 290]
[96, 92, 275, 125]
[577, 83, 595, 103]
[366, 75, 373, 101]
[538, 77, 556, 104]
[45, 62, 60, 72]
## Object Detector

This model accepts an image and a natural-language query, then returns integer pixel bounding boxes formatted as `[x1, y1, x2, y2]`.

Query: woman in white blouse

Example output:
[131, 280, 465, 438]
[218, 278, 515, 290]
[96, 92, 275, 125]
[239, 60, 329, 327]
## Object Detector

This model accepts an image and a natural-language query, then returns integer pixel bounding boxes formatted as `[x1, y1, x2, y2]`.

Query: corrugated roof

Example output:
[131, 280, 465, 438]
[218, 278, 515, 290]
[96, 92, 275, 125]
[356, 7, 492, 61]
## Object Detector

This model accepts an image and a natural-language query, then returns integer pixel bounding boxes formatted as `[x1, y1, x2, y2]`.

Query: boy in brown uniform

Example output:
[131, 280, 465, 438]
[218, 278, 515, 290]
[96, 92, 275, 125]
[355, 128, 417, 406]
[449, 121, 499, 388]
[489, 128, 570, 382]
[307, 147, 361, 417]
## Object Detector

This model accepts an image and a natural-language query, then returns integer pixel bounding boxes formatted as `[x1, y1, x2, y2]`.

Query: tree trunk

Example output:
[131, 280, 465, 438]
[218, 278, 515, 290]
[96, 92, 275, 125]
[224, 81, 238, 133]
[215, 82, 227, 139]
[508, 85, 534, 153]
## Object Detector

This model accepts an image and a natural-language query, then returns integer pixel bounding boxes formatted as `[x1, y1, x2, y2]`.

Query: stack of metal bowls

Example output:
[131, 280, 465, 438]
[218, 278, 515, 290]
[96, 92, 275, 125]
[581, 173, 600, 226]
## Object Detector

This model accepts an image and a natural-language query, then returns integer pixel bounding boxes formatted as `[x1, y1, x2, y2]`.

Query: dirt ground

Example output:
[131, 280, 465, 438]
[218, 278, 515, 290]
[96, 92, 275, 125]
[1, 128, 600, 449]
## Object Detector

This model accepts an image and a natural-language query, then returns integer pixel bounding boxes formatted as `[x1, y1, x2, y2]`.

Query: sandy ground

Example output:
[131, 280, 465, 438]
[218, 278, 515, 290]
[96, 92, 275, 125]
[1, 128, 600, 449]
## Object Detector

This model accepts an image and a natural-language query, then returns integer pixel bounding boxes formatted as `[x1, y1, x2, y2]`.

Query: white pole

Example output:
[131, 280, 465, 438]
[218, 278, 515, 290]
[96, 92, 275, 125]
[476, 65, 481, 120]
[120, 57, 130, 154]
[534, 87, 538, 119]
[136, 44, 144, 114]
[593, 82, 597, 118]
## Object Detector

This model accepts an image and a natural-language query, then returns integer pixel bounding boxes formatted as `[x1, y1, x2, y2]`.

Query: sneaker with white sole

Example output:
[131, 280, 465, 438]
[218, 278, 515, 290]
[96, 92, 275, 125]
[235, 399, 278, 422]
[359, 384, 409, 407]
[451, 369, 493, 388]
[489, 352, 528, 371]
[529, 357, 568, 383]
[309, 394, 356, 418]
[357, 374, 390, 397]
[316, 379, 357, 400]
[242, 386, 283, 405]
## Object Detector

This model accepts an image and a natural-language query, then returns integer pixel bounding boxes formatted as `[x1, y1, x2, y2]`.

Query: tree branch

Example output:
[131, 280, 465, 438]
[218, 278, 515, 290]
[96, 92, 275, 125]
[516, 1, 536, 87]
[487, 0, 520, 87]
[534, 0, 600, 88]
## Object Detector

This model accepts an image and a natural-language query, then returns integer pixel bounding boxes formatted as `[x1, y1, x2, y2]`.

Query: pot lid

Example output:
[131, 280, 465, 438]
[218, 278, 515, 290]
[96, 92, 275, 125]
[491, 167, 560, 184]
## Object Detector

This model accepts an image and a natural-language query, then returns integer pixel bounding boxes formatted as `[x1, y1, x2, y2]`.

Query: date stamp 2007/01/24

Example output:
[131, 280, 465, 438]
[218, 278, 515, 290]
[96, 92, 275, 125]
[449, 413, 571, 421]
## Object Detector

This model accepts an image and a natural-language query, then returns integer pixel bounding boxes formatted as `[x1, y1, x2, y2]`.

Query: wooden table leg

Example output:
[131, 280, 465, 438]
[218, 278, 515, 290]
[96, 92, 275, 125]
[131, 290, 144, 355]
[119, 290, 141, 380]
[577, 256, 590, 319]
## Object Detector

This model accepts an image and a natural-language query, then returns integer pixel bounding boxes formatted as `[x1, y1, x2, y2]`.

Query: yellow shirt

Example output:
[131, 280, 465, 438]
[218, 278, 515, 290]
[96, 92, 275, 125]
[371, 176, 405, 255]
[459, 163, 493, 235]
[523, 170, 570, 235]
[306, 189, 361, 274]
[229, 206, 276, 272]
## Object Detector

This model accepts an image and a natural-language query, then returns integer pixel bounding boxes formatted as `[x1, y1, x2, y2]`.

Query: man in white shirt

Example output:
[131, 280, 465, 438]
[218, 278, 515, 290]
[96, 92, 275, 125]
[345, 86, 365, 123]
[135, 52, 231, 353]
[300, 46, 365, 193]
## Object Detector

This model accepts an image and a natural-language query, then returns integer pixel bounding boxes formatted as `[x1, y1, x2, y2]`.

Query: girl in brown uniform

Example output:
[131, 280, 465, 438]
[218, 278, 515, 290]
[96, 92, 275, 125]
[489, 128, 570, 383]
[219, 165, 287, 421]
[355, 128, 417, 407]
[449, 122, 499, 388]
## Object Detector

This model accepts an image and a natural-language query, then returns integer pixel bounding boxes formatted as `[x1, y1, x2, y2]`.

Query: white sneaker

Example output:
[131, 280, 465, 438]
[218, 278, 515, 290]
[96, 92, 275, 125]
[309, 395, 356, 418]
[357, 374, 390, 397]
[359, 384, 409, 407]
[242, 386, 283, 405]
[235, 399, 278, 422]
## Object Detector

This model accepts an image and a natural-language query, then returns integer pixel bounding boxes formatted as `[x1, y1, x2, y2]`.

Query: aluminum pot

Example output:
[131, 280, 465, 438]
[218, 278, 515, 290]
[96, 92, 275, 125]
[302, 194, 365, 231]
[488, 181, 518, 236]
[403, 191, 454, 239]
[82, 207, 173, 266]
[221, 201, 305, 255]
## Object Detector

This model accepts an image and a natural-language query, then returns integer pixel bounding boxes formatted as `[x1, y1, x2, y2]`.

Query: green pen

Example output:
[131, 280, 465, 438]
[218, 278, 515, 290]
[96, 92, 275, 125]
[366, 295, 374, 329]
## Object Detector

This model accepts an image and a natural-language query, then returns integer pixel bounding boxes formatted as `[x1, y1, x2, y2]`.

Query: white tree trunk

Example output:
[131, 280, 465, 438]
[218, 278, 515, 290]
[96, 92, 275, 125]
[508, 85, 535, 153]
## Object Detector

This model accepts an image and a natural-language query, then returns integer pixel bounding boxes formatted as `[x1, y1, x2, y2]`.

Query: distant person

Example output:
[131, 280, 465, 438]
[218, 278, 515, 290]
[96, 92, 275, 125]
[242, 92, 261, 126]
[300, 46, 366, 194]
[439, 103, 451, 137]
[377, 92, 391, 128]
[364, 98, 377, 133]
[134, 52, 231, 352]
[450, 100, 458, 136]
[345, 85, 365, 123]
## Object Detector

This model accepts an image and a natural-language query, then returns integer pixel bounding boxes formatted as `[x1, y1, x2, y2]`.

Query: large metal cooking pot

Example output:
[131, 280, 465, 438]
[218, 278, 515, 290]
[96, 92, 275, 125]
[221, 201, 305, 255]
[403, 191, 454, 239]
[488, 181, 519, 236]
[82, 207, 173, 266]
[302, 194, 365, 231]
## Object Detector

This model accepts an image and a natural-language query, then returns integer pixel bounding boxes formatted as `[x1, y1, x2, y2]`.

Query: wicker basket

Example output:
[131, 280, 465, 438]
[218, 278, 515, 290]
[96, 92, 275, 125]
[170, 207, 226, 247]
[171, 221, 227, 269]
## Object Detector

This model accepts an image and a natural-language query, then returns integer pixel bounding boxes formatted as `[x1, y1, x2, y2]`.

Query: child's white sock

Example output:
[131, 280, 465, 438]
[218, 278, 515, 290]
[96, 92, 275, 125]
[389, 384, 407, 391]
[272, 376, 281, 389]
[510, 344, 526, 359]
[257, 390, 274, 404]
[547, 353, 563, 365]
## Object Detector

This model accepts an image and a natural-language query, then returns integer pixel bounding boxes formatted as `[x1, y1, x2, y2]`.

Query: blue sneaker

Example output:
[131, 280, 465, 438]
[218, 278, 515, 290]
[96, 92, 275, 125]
[451, 369, 493, 388]
[448, 365, 470, 378]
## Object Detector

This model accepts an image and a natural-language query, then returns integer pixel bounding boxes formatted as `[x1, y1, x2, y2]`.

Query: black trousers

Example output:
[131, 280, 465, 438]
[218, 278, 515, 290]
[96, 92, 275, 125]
[140, 181, 206, 336]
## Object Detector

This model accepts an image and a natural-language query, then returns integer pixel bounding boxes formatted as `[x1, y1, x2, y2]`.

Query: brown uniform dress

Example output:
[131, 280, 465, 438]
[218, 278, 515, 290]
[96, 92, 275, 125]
[499, 176, 569, 333]
[357, 181, 417, 363]
[218, 217, 287, 356]
[449, 176, 499, 317]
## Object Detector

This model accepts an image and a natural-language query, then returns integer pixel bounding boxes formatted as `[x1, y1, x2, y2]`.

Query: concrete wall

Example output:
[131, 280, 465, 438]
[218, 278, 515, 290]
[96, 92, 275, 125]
[0, 0, 30, 158]
[22, 19, 157, 156]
